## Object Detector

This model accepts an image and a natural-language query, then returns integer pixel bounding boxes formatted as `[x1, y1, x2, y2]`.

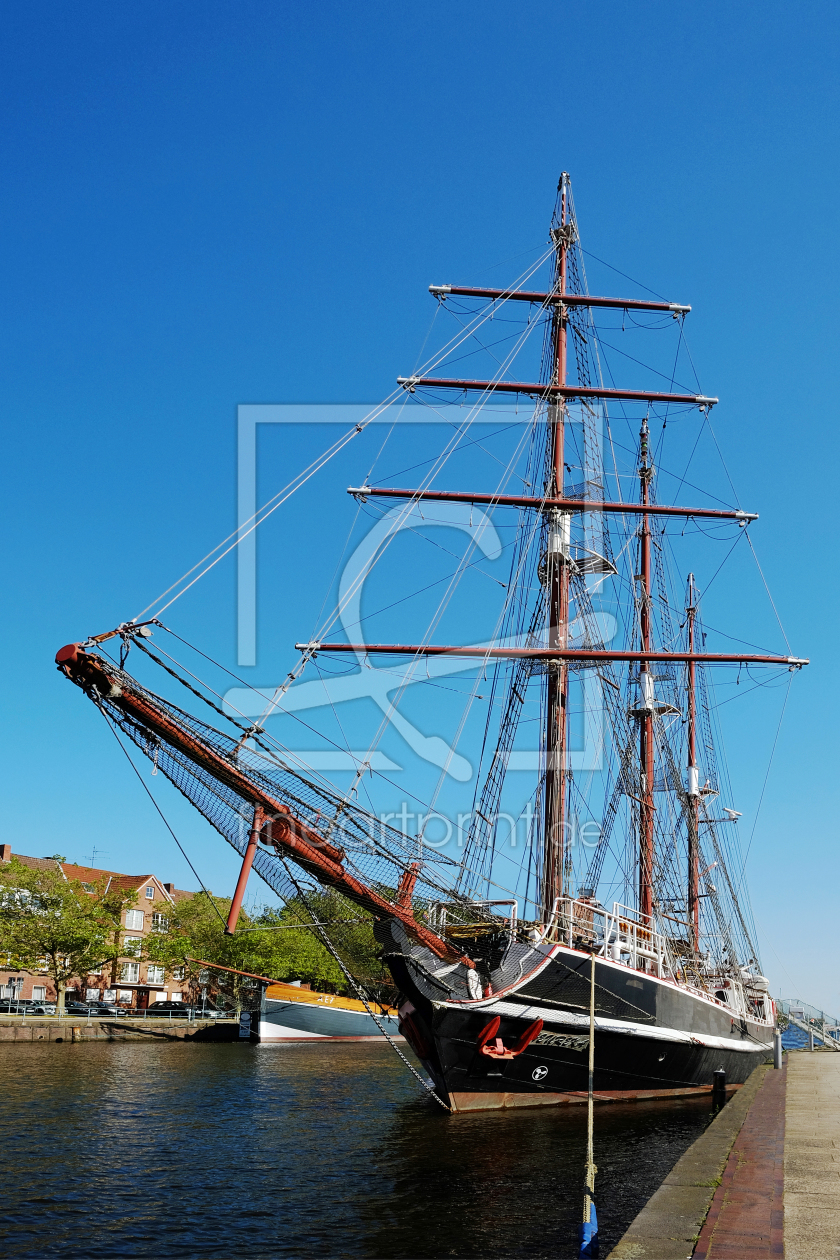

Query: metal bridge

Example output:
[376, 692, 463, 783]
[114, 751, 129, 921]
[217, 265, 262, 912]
[778, 997, 840, 1051]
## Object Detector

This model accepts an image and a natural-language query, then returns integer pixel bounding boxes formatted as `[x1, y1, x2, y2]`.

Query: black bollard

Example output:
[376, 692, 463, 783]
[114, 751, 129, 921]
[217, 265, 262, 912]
[712, 1067, 726, 1101]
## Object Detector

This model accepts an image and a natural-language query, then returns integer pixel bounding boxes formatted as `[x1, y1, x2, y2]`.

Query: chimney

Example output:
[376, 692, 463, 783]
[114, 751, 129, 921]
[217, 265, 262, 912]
[0, 844, 11, 862]
[162, 883, 175, 894]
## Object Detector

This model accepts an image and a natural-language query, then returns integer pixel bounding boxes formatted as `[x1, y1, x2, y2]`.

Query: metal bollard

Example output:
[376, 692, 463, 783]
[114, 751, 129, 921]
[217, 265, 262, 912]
[809, 1027, 815, 1052]
[712, 1067, 726, 1101]
[774, 1030, 782, 1069]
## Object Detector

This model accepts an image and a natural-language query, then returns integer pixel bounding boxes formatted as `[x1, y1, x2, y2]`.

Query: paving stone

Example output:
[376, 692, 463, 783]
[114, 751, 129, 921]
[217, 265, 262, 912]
[692, 1064, 785, 1258]
[609, 1236, 694, 1259]
[785, 1055, 840, 1260]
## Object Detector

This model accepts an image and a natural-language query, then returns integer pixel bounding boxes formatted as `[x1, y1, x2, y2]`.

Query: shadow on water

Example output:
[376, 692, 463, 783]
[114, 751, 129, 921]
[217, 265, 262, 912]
[0, 1042, 716, 1258]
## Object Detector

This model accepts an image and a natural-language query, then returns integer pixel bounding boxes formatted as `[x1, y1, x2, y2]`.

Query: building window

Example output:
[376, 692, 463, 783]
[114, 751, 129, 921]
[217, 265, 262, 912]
[147, 965, 165, 984]
[172, 966, 184, 981]
[118, 990, 133, 1004]
[123, 937, 142, 957]
[151, 913, 169, 932]
[121, 963, 140, 983]
[145, 886, 154, 900]
[32, 986, 46, 1001]
[170, 992, 182, 1002]
[125, 909, 144, 930]
[85, 988, 100, 1001]
[199, 969, 210, 983]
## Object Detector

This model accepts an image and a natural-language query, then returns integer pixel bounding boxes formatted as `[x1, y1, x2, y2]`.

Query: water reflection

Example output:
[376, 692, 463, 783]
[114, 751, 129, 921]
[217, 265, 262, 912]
[0, 1042, 713, 1258]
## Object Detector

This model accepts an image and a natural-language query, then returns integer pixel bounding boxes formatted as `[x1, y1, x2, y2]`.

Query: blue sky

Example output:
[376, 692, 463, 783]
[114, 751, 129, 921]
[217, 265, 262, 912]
[3, 2, 838, 1010]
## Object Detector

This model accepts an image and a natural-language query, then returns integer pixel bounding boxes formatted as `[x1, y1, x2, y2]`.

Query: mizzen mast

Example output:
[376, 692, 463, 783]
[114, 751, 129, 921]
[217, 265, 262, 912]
[686, 574, 700, 952]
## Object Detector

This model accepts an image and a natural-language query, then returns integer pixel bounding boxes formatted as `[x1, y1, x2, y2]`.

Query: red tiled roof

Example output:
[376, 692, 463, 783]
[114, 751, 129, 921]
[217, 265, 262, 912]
[2, 853, 196, 901]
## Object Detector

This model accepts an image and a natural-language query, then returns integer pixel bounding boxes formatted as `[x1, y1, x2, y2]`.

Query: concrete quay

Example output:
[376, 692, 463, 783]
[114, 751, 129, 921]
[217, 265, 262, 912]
[0, 1016, 241, 1042]
[609, 1051, 840, 1259]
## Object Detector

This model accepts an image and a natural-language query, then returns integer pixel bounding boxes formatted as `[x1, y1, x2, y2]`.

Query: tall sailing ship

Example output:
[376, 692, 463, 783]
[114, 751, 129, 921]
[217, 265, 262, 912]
[57, 174, 805, 1110]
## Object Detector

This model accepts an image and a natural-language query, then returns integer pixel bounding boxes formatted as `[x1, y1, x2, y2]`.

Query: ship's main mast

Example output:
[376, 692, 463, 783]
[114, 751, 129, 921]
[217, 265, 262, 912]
[638, 420, 655, 921]
[542, 176, 571, 919]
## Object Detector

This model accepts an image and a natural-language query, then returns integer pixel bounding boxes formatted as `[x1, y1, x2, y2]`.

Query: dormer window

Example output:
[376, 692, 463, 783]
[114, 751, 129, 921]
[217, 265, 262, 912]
[145, 886, 154, 900]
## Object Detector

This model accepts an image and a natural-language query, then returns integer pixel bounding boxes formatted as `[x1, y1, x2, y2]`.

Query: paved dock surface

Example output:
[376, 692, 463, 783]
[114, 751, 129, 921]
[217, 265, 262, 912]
[693, 1064, 785, 1258]
[784, 1053, 840, 1260]
[609, 1052, 840, 1259]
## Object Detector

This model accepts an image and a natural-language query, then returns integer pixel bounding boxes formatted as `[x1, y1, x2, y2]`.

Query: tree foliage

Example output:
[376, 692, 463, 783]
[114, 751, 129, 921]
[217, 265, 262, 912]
[0, 859, 135, 1014]
[144, 888, 392, 1012]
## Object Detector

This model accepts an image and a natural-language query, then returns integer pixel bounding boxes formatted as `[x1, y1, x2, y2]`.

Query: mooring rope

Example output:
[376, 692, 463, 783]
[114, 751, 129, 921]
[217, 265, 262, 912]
[580, 948, 599, 1256]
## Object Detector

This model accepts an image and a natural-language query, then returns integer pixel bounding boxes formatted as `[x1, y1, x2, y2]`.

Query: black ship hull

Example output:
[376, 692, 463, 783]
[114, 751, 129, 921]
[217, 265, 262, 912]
[382, 923, 772, 1112]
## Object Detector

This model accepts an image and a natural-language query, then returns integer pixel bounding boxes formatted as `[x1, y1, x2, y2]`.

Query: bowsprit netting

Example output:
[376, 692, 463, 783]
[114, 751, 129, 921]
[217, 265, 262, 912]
[57, 645, 493, 946]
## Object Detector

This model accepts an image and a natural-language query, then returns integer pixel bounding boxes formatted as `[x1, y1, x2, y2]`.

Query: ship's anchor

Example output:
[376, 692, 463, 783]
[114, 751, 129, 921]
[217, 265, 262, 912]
[477, 1014, 543, 1060]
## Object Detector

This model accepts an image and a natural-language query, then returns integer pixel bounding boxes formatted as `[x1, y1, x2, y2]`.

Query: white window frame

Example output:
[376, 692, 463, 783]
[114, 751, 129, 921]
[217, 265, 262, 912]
[123, 936, 142, 957]
[32, 986, 46, 1001]
[121, 962, 140, 983]
[146, 964, 165, 984]
[145, 886, 155, 900]
[125, 909, 145, 930]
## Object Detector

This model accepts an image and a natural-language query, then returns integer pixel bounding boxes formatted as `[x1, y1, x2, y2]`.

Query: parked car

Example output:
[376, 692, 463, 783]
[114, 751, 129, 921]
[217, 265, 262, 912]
[193, 1004, 233, 1020]
[28, 1003, 57, 1015]
[146, 1001, 191, 1016]
[62, 1002, 93, 1016]
[88, 1002, 128, 1016]
[0, 999, 31, 1014]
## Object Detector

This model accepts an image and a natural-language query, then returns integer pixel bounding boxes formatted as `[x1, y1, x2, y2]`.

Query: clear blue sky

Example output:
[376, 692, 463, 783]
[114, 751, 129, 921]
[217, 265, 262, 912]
[3, 3, 838, 1009]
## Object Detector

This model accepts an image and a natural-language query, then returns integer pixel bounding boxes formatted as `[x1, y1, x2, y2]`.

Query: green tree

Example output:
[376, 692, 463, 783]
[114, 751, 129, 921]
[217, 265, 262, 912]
[0, 858, 135, 1015]
[144, 888, 392, 1015]
[258, 889, 393, 999]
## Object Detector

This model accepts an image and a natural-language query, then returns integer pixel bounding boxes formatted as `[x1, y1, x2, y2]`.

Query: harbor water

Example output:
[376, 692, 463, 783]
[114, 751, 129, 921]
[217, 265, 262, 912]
[0, 1041, 716, 1258]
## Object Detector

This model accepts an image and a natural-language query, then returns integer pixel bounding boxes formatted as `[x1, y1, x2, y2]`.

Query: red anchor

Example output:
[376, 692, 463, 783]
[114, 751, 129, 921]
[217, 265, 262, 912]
[477, 1014, 544, 1060]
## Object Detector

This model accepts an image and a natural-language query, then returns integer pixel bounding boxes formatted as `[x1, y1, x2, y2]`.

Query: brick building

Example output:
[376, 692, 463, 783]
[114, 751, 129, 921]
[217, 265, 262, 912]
[0, 845, 198, 1009]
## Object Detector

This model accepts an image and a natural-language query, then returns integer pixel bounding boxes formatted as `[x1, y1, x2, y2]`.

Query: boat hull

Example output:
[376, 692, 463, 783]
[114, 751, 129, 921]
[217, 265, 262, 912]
[383, 929, 772, 1110]
[257, 982, 402, 1042]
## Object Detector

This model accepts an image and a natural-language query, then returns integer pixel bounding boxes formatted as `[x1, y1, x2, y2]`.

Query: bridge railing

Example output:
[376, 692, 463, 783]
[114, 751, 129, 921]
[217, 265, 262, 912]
[778, 997, 840, 1046]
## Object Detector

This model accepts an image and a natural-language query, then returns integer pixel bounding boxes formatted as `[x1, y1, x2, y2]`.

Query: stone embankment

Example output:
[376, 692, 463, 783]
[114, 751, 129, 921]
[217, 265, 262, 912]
[0, 1017, 242, 1042]
[609, 1050, 840, 1259]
